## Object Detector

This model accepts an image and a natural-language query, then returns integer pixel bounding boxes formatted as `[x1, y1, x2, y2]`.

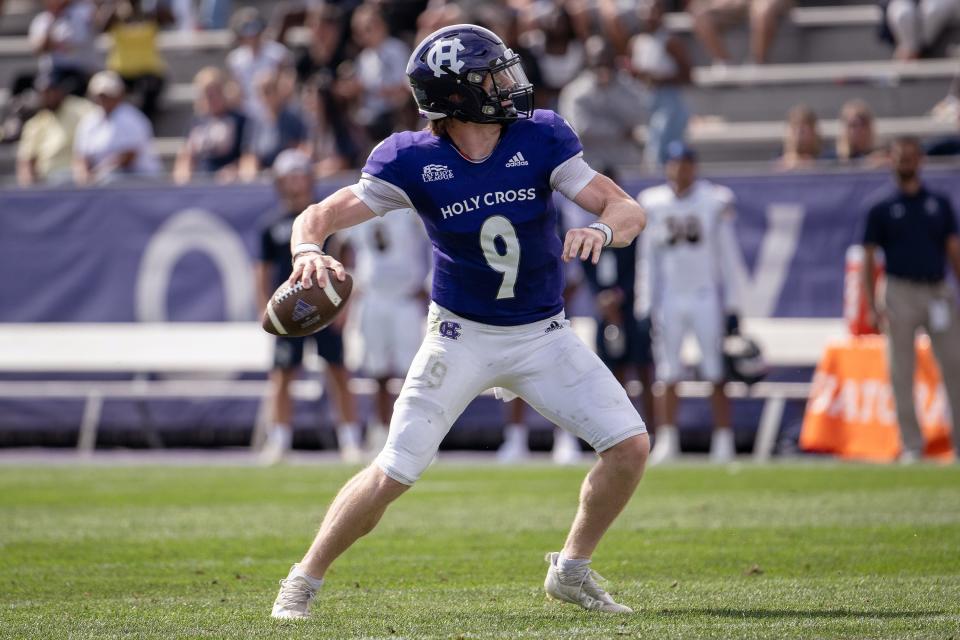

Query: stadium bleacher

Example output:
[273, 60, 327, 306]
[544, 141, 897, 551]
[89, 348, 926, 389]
[0, 2, 957, 176]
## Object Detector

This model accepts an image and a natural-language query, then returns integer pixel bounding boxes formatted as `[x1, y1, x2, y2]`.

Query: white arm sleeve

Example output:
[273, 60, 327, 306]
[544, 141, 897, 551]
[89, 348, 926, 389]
[349, 173, 415, 217]
[549, 153, 598, 202]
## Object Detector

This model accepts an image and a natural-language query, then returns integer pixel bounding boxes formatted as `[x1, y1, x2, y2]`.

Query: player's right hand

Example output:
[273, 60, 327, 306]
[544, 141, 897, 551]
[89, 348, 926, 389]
[288, 253, 346, 289]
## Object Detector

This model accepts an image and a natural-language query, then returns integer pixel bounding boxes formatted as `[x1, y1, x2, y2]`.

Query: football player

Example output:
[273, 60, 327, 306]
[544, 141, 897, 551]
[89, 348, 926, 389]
[256, 150, 363, 464]
[635, 142, 741, 465]
[271, 25, 649, 618]
[341, 208, 431, 452]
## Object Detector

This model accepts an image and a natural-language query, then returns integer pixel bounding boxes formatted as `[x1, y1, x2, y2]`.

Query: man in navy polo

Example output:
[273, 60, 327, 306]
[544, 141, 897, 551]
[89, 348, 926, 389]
[862, 137, 960, 462]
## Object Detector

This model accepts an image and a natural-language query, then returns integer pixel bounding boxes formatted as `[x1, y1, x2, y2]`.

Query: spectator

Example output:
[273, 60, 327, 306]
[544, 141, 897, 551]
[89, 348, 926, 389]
[630, 0, 692, 169]
[167, 0, 196, 31]
[17, 70, 94, 186]
[28, 0, 100, 95]
[473, 3, 543, 104]
[0, 85, 39, 145]
[830, 99, 888, 166]
[173, 67, 247, 184]
[415, 0, 467, 44]
[776, 104, 823, 171]
[225, 7, 293, 118]
[239, 70, 309, 180]
[347, 3, 411, 142]
[520, 4, 584, 111]
[882, 0, 960, 60]
[689, 0, 792, 66]
[558, 36, 646, 168]
[302, 75, 360, 177]
[862, 137, 960, 462]
[293, 4, 346, 85]
[99, 0, 171, 123]
[73, 70, 160, 184]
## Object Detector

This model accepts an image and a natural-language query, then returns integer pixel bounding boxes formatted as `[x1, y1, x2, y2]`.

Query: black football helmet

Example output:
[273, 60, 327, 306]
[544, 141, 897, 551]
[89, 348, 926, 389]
[723, 334, 769, 385]
[406, 24, 534, 124]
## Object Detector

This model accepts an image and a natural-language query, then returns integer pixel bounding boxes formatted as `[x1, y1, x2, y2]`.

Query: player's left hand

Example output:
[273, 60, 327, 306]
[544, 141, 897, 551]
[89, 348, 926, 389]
[563, 227, 606, 264]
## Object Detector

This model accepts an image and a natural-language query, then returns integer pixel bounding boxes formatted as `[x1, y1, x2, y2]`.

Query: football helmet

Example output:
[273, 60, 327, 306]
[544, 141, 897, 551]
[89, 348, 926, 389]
[723, 334, 768, 385]
[406, 24, 534, 124]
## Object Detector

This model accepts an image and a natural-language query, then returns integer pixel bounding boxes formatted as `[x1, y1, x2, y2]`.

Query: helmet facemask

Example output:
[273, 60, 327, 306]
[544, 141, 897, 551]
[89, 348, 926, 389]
[465, 51, 534, 123]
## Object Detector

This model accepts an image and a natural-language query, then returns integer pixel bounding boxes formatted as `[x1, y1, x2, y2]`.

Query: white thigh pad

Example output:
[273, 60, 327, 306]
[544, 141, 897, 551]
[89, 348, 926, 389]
[375, 396, 450, 485]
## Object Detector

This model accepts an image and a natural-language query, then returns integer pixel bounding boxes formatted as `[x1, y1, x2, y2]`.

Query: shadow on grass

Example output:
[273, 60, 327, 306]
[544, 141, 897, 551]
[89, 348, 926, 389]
[660, 608, 944, 620]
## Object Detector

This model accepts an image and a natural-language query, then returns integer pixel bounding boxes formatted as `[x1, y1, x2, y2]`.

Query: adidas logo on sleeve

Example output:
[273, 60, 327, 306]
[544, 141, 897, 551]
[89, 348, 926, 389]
[505, 152, 529, 167]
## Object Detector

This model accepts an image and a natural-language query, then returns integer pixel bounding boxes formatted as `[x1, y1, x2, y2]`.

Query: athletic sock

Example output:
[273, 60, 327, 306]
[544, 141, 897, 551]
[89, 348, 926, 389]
[290, 564, 324, 589]
[270, 425, 292, 450]
[504, 423, 527, 441]
[557, 553, 591, 580]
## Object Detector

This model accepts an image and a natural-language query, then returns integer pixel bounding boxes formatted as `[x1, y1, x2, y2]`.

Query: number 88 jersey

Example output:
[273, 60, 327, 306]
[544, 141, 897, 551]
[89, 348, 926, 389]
[635, 179, 738, 313]
[350, 109, 594, 326]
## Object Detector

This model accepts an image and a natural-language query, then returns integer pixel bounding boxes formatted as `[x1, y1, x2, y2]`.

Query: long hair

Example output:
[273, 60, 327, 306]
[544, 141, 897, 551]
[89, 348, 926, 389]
[427, 118, 450, 136]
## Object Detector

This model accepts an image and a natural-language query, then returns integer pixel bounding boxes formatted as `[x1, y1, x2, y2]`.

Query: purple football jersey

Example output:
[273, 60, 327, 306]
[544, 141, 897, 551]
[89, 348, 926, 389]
[362, 109, 584, 326]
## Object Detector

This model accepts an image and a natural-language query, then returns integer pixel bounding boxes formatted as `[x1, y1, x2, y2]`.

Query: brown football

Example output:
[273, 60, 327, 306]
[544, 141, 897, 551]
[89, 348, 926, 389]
[262, 270, 353, 337]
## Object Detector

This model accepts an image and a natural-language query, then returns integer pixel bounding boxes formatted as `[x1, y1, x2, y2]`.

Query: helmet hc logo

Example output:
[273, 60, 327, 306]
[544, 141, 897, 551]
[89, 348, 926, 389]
[427, 38, 465, 77]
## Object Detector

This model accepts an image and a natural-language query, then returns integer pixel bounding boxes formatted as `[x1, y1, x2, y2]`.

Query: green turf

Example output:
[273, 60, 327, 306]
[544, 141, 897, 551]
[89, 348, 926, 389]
[1, 461, 959, 639]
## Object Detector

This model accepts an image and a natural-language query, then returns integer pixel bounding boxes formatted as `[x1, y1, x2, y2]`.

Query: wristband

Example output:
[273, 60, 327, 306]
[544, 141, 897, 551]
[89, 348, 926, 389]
[587, 222, 613, 247]
[292, 242, 324, 264]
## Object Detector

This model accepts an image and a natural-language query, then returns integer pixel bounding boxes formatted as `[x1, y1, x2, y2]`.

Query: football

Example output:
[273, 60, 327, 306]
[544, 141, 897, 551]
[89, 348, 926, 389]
[261, 270, 353, 337]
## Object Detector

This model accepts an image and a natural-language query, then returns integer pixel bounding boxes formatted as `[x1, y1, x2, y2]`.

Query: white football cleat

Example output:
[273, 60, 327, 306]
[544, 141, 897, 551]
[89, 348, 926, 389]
[271, 565, 320, 620]
[648, 425, 679, 466]
[496, 424, 531, 463]
[543, 552, 633, 614]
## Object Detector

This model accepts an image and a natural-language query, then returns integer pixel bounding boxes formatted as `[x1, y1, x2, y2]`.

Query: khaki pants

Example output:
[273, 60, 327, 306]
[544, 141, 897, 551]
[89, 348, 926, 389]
[881, 276, 960, 455]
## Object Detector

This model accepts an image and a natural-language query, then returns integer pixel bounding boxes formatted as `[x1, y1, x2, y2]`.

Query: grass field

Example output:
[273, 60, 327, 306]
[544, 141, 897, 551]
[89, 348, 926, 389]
[1, 460, 959, 639]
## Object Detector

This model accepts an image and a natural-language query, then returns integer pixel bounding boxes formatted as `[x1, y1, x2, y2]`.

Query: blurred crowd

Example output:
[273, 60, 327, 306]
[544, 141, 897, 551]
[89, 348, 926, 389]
[4, 0, 960, 186]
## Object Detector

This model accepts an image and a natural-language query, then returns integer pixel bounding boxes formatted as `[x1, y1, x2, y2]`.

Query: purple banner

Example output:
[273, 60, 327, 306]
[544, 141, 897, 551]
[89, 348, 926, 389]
[1, 169, 958, 323]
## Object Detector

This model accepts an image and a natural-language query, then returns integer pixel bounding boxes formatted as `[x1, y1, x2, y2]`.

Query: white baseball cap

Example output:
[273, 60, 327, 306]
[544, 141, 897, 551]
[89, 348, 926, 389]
[88, 71, 125, 97]
[273, 149, 313, 177]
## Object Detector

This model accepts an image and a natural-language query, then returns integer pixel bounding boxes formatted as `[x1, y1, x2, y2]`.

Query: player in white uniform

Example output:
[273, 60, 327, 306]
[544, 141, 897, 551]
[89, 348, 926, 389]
[635, 142, 740, 464]
[343, 209, 431, 450]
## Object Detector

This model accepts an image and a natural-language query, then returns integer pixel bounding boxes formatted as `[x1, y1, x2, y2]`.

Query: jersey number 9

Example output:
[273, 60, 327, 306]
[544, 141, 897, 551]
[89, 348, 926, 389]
[480, 215, 520, 299]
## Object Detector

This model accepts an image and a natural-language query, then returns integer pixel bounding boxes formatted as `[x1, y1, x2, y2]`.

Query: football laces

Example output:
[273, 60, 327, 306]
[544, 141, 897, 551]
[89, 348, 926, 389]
[274, 281, 305, 303]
